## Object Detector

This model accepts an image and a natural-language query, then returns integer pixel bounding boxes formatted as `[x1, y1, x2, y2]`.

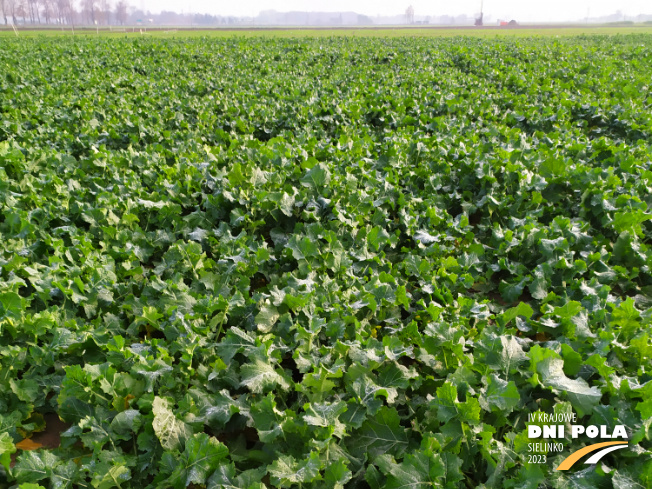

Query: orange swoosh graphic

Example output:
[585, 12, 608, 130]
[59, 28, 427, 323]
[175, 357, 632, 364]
[556, 441, 628, 471]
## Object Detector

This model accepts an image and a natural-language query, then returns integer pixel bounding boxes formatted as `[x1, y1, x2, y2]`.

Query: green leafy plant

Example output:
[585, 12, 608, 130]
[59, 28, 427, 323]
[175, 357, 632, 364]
[0, 34, 651, 488]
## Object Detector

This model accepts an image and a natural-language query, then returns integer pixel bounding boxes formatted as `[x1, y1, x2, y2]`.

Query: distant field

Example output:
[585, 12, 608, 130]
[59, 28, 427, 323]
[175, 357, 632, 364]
[2, 24, 652, 37]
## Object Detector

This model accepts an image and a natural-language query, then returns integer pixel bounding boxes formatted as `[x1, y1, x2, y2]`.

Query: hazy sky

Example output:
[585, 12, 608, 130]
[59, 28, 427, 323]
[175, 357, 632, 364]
[139, 0, 651, 21]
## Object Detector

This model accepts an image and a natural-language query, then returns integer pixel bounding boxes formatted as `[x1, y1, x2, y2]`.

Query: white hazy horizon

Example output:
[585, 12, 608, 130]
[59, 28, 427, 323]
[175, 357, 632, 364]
[135, 0, 651, 22]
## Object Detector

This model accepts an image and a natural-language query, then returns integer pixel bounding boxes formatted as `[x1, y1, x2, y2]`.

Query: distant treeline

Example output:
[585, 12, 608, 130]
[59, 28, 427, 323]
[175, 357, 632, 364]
[0, 0, 249, 26]
[0, 0, 129, 25]
[2, 1, 651, 27]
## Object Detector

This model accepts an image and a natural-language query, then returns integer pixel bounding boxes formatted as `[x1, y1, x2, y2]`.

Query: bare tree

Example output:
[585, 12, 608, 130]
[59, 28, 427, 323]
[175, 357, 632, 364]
[28, 0, 40, 23]
[405, 5, 414, 24]
[7, 0, 17, 24]
[54, 0, 63, 22]
[15, 0, 27, 23]
[40, 0, 53, 23]
[55, 0, 72, 24]
[115, 0, 126, 24]
[55, 0, 70, 23]
[0, 0, 7, 24]
[81, 0, 96, 23]
[67, 0, 75, 24]
[98, 0, 108, 23]
[24, 0, 32, 22]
